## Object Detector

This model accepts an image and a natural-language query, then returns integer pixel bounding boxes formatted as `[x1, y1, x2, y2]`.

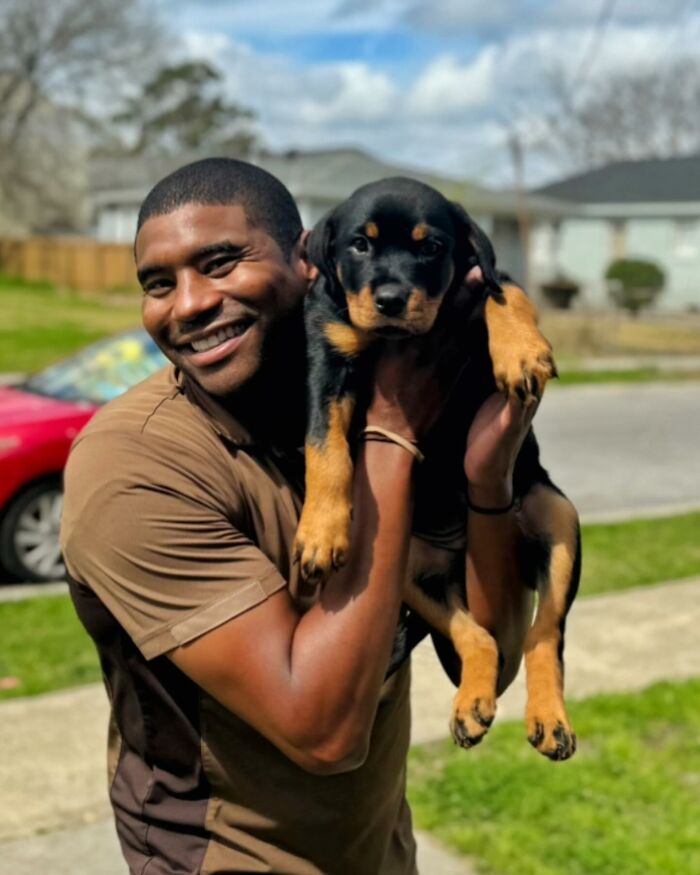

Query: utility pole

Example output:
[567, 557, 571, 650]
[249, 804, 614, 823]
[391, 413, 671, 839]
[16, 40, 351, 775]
[508, 129, 533, 298]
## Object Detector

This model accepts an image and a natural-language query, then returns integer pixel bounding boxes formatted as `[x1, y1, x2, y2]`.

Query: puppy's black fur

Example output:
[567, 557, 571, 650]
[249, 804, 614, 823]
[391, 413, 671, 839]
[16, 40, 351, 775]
[296, 177, 582, 760]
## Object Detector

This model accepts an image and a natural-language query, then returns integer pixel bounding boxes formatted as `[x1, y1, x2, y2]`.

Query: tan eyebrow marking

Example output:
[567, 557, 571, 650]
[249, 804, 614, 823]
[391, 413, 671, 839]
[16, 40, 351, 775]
[364, 222, 379, 238]
[412, 224, 429, 241]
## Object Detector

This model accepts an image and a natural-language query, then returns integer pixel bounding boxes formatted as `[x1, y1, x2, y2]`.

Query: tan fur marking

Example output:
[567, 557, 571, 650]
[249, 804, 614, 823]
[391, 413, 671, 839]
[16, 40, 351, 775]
[324, 322, 371, 358]
[346, 285, 442, 334]
[411, 223, 429, 241]
[365, 221, 379, 238]
[520, 486, 579, 757]
[296, 397, 355, 580]
[485, 283, 557, 404]
[403, 579, 499, 746]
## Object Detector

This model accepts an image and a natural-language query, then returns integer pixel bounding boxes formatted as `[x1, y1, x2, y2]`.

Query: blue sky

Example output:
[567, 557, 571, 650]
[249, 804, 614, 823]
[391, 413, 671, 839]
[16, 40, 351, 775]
[168, 0, 700, 186]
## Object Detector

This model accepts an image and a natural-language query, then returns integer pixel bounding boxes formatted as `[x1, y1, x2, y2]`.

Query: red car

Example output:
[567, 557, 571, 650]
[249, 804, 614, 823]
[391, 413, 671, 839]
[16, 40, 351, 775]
[0, 330, 166, 583]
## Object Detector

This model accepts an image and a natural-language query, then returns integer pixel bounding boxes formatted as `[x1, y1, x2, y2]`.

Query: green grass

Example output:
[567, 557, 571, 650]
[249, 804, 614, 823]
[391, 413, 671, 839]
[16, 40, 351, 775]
[581, 512, 700, 596]
[556, 367, 700, 386]
[408, 679, 700, 875]
[0, 276, 141, 372]
[0, 595, 101, 700]
[0, 513, 697, 701]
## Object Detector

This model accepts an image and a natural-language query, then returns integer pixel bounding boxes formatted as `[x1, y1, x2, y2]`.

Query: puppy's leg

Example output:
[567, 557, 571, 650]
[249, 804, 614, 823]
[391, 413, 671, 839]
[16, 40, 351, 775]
[404, 580, 500, 748]
[519, 484, 581, 760]
[295, 323, 361, 583]
[485, 283, 557, 404]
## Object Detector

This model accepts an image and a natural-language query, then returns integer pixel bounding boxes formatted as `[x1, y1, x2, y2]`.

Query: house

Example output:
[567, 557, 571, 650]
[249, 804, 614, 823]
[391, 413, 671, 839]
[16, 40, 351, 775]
[532, 155, 700, 311]
[88, 147, 568, 286]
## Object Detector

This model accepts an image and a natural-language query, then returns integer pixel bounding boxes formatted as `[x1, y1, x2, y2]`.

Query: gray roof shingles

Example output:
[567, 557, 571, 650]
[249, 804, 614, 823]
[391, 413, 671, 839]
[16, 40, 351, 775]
[535, 155, 700, 204]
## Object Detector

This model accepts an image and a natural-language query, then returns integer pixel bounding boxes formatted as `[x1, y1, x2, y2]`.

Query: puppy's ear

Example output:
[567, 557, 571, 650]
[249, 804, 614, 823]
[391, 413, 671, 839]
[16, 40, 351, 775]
[307, 206, 339, 286]
[449, 202, 501, 294]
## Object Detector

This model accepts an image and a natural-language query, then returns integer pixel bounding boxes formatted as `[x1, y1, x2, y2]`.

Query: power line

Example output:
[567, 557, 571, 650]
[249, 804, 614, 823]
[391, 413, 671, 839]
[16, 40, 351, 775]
[570, 0, 618, 92]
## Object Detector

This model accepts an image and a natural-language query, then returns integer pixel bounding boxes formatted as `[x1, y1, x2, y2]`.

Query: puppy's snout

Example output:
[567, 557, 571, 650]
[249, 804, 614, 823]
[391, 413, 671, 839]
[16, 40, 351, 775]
[374, 285, 408, 317]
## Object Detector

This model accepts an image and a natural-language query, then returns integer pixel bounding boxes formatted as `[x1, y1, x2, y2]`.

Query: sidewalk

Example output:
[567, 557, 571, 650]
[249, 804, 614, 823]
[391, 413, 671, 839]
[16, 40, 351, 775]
[1, 576, 698, 873]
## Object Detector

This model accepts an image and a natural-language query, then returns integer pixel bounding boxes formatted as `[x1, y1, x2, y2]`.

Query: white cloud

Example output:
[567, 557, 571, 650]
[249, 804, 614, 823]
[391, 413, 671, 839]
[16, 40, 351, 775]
[406, 51, 498, 117]
[177, 7, 700, 186]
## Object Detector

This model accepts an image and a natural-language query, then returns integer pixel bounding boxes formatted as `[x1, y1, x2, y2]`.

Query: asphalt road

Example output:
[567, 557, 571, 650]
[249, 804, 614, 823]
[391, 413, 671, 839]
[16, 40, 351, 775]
[534, 382, 700, 521]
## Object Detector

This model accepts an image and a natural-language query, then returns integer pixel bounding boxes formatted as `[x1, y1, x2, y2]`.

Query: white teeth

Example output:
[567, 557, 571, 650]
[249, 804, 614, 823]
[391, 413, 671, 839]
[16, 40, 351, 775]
[190, 323, 248, 352]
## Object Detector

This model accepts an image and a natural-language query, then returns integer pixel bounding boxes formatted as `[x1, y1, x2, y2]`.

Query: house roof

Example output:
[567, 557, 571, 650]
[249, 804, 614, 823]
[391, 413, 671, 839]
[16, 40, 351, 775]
[89, 146, 570, 219]
[535, 155, 700, 204]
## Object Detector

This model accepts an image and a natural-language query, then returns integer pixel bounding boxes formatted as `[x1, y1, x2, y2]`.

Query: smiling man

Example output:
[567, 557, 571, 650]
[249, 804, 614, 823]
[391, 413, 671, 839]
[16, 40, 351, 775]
[61, 158, 535, 875]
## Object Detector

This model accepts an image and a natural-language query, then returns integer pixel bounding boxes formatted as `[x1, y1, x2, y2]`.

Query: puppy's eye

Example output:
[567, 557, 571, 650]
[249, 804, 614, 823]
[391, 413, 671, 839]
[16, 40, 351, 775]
[351, 236, 370, 254]
[419, 240, 443, 257]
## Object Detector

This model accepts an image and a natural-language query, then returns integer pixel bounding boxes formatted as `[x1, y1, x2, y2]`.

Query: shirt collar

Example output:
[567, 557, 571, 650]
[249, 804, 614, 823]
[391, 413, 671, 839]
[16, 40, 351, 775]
[175, 367, 255, 447]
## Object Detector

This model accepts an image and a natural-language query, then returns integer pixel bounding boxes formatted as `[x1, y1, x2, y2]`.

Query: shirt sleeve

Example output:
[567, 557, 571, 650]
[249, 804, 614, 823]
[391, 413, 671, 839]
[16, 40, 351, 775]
[61, 430, 288, 659]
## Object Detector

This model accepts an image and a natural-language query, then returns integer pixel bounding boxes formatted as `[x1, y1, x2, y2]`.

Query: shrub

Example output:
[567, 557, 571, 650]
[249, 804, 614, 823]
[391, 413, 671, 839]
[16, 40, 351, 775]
[540, 274, 580, 309]
[605, 258, 665, 315]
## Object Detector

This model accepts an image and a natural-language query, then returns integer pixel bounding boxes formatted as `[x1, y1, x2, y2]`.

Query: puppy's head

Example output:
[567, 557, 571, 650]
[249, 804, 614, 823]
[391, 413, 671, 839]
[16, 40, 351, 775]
[308, 176, 500, 337]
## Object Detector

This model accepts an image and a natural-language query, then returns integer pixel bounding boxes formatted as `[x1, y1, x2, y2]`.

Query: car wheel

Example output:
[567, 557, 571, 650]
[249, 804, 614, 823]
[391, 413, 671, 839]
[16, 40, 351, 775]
[0, 481, 65, 583]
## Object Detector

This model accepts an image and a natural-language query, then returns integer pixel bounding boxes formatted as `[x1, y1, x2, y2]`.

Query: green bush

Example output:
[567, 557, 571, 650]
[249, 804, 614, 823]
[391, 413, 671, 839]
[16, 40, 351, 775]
[605, 258, 665, 314]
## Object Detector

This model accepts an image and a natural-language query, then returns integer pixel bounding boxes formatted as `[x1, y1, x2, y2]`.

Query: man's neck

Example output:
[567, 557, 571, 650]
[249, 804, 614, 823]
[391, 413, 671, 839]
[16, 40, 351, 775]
[224, 319, 307, 448]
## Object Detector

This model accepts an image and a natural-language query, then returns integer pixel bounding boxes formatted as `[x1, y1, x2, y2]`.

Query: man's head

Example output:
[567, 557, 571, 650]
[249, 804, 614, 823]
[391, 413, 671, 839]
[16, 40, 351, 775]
[135, 158, 309, 397]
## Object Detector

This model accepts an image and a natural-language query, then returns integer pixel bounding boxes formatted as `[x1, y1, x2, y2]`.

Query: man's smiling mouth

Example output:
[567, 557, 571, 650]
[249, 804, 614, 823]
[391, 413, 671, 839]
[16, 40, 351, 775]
[189, 320, 252, 352]
[180, 317, 255, 352]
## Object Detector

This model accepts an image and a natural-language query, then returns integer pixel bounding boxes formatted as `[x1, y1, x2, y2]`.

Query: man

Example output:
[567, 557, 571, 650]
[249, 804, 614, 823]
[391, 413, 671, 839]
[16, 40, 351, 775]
[61, 158, 536, 874]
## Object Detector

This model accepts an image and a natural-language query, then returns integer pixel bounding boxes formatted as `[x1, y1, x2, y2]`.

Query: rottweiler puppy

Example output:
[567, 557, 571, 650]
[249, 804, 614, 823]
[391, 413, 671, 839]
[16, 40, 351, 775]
[294, 177, 581, 760]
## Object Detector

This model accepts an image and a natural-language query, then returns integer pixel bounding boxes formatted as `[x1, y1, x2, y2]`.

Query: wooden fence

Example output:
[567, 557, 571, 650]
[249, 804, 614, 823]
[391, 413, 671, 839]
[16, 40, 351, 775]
[0, 237, 138, 292]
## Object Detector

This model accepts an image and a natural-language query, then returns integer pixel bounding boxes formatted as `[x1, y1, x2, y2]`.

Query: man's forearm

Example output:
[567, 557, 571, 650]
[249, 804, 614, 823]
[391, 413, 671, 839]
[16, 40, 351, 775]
[287, 440, 414, 766]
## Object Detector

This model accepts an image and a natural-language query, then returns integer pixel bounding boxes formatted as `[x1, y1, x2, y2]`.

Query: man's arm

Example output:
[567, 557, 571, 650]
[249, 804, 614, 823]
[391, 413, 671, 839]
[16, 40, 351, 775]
[170, 439, 414, 775]
[463, 392, 538, 692]
[169, 342, 447, 775]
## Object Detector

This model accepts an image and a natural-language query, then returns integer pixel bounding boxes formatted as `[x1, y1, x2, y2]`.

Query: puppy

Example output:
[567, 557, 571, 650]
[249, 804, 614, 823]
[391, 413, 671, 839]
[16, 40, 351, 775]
[294, 177, 581, 760]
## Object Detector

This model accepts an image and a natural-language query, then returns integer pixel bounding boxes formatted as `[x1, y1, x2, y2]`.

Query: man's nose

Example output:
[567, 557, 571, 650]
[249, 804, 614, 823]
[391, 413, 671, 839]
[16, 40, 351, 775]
[172, 271, 223, 323]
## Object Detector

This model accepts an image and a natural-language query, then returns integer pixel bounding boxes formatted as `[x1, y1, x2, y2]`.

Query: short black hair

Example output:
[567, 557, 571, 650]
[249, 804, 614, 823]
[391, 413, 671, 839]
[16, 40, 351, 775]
[136, 157, 303, 258]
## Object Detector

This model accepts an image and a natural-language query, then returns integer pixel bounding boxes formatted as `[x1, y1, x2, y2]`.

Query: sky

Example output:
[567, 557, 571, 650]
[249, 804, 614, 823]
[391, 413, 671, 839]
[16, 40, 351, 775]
[168, 0, 700, 187]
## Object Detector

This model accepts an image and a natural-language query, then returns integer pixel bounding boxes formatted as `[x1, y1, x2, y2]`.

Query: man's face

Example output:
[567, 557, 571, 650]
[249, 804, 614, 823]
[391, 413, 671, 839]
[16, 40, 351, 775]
[136, 203, 308, 396]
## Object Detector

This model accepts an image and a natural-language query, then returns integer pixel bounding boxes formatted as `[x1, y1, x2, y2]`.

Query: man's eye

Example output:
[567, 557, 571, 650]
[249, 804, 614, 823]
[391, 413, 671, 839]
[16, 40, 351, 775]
[350, 236, 370, 254]
[204, 256, 235, 274]
[143, 279, 173, 297]
[419, 240, 442, 257]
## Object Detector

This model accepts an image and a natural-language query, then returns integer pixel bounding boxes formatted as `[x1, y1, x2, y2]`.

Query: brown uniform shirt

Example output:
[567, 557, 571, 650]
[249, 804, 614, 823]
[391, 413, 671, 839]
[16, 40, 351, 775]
[61, 366, 417, 875]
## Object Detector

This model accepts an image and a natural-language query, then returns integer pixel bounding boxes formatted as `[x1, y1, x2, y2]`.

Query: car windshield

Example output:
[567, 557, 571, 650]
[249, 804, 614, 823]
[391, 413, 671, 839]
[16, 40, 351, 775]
[23, 330, 167, 405]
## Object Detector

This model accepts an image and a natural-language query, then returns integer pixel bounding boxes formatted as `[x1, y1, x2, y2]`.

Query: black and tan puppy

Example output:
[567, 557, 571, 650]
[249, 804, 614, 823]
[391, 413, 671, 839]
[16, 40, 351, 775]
[294, 177, 581, 760]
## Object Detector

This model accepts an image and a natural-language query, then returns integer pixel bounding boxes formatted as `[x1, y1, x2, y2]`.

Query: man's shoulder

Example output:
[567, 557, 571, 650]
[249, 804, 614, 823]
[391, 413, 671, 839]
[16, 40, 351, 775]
[77, 365, 181, 438]
[67, 365, 228, 487]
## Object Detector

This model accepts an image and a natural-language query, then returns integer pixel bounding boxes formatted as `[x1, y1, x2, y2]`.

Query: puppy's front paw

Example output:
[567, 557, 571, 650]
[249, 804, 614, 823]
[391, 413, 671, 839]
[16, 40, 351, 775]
[294, 505, 351, 584]
[492, 337, 557, 405]
[526, 706, 577, 761]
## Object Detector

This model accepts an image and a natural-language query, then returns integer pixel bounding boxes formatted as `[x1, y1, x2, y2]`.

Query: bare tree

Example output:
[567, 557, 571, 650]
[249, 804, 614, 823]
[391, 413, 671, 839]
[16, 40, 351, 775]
[0, 0, 165, 231]
[537, 59, 700, 173]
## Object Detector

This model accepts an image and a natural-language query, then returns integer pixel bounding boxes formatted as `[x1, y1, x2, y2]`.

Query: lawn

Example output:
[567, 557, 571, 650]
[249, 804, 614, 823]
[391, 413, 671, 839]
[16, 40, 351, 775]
[408, 679, 700, 875]
[555, 367, 700, 386]
[0, 595, 101, 699]
[1, 512, 698, 701]
[0, 275, 141, 372]
[580, 511, 700, 596]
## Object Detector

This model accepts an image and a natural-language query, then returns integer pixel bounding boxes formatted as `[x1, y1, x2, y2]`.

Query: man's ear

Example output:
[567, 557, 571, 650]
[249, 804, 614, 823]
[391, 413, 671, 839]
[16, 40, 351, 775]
[449, 202, 501, 293]
[297, 229, 319, 283]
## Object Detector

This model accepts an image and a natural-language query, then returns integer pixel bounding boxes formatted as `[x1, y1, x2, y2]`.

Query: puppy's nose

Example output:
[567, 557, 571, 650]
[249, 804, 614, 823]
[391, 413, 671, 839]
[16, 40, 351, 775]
[374, 286, 407, 317]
